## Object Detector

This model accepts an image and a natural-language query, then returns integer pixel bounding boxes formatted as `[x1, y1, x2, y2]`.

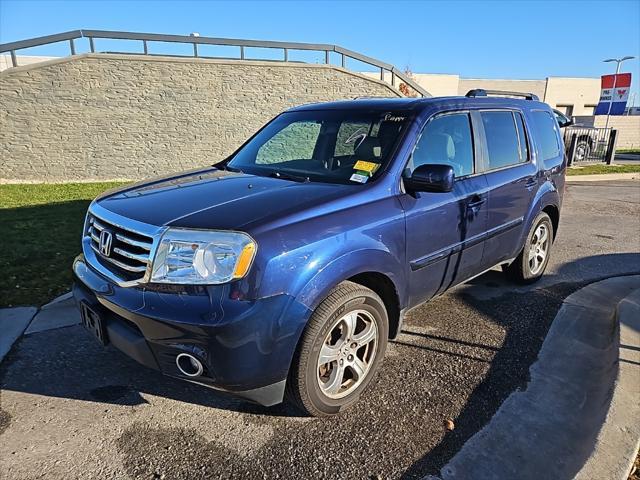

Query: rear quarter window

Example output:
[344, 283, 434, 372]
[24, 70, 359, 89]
[530, 110, 561, 161]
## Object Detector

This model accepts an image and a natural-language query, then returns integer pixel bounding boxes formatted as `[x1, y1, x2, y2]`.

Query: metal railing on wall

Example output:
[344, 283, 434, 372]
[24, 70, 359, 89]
[0, 29, 430, 97]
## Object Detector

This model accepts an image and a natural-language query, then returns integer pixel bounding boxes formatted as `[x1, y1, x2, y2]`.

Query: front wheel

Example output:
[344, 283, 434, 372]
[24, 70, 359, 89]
[286, 281, 388, 417]
[504, 212, 553, 284]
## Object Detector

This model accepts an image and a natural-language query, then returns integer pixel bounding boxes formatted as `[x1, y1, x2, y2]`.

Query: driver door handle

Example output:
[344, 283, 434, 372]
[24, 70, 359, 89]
[467, 195, 485, 210]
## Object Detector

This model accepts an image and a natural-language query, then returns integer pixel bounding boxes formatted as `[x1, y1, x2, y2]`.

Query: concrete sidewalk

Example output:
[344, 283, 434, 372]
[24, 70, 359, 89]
[24, 293, 80, 335]
[0, 307, 37, 362]
[567, 172, 640, 182]
[0, 293, 79, 363]
[614, 153, 640, 165]
[430, 275, 640, 480]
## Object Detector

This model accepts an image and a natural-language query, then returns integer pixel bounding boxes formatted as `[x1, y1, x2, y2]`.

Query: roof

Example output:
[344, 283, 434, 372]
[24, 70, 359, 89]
[287, 95, 547, 114]
[287, 97, 424, 112]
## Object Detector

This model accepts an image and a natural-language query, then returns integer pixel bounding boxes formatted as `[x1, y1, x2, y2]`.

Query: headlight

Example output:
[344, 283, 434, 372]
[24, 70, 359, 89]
[150, 229, 256, 285]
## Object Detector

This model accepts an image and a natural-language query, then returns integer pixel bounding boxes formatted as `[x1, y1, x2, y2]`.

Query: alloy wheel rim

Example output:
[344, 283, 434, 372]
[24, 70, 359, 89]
[317, 309, 378, 399]
[528, 223, 549, 275]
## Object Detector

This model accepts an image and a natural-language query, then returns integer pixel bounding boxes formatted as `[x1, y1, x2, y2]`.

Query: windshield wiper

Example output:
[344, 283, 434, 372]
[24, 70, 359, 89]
[269, 171, 310, 183]
[213, 159, 243, 173]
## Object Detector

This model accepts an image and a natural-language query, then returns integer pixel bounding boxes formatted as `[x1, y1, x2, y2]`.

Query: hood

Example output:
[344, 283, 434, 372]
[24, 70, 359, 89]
[95, 168, 353, 231]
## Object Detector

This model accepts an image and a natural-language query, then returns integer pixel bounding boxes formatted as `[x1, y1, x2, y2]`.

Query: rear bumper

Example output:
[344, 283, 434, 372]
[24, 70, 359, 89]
[72, 254, 311, 406]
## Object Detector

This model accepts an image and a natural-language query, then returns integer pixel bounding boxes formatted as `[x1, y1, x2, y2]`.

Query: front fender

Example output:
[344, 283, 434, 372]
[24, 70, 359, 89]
[294, 248, 406, 310]
[247, 193, 407, 311]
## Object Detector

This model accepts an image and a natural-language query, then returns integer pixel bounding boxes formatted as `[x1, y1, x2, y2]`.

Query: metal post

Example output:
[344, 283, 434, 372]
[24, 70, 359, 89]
[10, 50, 17, 67]
[89, 37, 95, 53]
[604, 129, 618, 165]
[380, 67, 384, 81]
[69, 38, 76, 55]
[143, 40, 148, 54]
[627, 92, 636, 115]
[193, 43, 198, 57]
[240, 46, 245, 60]
[391, 71, 396, 87]
[341, 53, 345, 68]
[325, 50, 329, 64]
[566, 133, 578, 166]
[284, 48, 288, 62]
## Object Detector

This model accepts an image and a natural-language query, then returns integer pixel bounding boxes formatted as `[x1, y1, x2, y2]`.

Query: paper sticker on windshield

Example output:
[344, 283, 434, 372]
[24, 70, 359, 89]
[353, 160, 380, 175]
[350, 173, 369, 184]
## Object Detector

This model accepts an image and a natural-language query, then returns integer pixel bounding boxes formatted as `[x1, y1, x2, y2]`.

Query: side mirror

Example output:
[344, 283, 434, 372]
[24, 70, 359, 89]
[405, 164, 454, 193]
[553, 109, 573, 128]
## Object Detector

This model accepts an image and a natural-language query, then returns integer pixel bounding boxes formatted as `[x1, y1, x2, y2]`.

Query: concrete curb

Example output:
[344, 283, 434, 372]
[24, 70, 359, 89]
[40, 291, 73, 308]
[566, 172, 639, 182]
[0, 307, 38, 363]
[575, 287, 640, 480]
[428, 275, 640, 480]
[0, 291, 79, 364]
[24, 292, 80, 335]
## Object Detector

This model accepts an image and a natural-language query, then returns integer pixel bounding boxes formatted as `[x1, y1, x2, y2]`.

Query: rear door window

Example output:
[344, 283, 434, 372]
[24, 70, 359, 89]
[480, 111, 525, 170]
[530, 110, 561, 161]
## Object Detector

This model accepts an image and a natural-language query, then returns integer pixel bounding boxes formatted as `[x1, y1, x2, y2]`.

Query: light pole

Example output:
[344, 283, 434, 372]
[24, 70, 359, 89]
[602, 56, 635, 129]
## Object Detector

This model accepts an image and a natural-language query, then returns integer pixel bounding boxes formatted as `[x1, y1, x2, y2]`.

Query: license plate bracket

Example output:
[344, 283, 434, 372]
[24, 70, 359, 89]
[80, 302, 108, 346]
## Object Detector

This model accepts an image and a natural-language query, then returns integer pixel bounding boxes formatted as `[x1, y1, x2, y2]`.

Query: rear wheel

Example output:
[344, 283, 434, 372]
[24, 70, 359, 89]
[504, 212, 553, 284]
[286, 281, 388, 417]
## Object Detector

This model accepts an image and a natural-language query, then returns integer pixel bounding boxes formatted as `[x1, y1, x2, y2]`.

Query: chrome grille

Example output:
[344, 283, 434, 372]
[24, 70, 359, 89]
[85, 211, 155, 282]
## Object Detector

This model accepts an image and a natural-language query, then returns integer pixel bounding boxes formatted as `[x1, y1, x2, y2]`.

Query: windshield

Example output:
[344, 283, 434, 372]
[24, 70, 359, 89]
[226, 110, 411, 184]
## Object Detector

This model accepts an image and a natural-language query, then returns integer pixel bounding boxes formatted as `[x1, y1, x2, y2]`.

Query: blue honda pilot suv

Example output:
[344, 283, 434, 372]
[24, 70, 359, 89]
[73, 90, 567, 416]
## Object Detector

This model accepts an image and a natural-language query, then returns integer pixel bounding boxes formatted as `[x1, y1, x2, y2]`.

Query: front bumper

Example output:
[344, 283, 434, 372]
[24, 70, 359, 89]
[72, 254, 311, 406]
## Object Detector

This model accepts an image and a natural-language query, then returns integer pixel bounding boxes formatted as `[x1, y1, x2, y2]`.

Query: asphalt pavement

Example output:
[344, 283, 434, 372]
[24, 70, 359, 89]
[614, 153, 640, 165]
[1, 179, 639, 480]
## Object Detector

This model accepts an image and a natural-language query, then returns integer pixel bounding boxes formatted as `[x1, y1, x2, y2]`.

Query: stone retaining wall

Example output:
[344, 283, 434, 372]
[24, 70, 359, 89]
[0, 54, 400, 182]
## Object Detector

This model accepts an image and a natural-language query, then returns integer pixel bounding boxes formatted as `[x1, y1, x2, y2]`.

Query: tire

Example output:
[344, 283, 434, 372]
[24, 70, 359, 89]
[504, 212, 554, 284]
[286, 281, 388, 417]
[575, 139, 591, 162]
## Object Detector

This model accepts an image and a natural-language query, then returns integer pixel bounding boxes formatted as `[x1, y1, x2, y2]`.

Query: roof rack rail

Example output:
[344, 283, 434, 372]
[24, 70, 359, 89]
[465, 89, 539, 101]
[353, 95, 396, 99]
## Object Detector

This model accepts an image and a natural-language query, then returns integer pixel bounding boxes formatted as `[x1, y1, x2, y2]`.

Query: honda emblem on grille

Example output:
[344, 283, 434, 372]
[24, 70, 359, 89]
[99, 229, 113, 257]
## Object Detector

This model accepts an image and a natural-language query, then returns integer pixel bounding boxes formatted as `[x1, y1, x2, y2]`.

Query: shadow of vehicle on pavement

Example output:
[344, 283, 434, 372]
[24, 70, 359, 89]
[401, 252, 640, 478]
[0, 322, 302, 417]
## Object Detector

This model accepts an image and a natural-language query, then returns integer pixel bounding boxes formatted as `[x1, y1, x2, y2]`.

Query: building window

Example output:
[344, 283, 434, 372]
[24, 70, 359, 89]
[556, 104, 574, 117]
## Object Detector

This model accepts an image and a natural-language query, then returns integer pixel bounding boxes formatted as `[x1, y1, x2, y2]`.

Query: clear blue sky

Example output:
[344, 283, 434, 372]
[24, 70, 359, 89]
[1, 0, 639, 101]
